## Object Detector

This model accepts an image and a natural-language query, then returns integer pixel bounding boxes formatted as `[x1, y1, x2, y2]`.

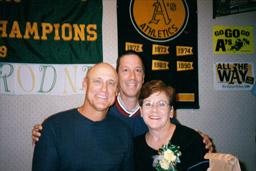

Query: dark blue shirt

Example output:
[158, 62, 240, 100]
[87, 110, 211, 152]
[32, 108, 133, 171]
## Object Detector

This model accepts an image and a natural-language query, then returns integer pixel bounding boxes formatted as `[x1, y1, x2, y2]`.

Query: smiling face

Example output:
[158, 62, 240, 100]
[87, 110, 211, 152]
[140, 91, 173, 130]
[83, 63, 118, 112]
[118, 54, 145, 99]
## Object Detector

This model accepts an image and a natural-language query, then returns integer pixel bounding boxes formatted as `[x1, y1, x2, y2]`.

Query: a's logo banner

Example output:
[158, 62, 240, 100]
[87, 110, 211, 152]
[118, 0, 199, 109]
[0, 0, 103, 64]
[213, 26, 254, 54]
[214, 62, 255, 90]
[130, 0, 189, 42]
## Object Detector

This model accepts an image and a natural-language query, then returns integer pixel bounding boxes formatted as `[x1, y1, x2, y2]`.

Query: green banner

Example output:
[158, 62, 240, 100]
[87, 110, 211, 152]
[118, 0, 199, 109]
[0, 0, 103, 64]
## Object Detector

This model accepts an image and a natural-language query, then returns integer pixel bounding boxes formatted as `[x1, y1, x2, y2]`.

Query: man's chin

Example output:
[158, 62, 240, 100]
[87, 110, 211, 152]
[95, 101, 115, 110]
[95, 105, 109, 112]
[127, 92, 139, 98]
[123, 89, 139, 96]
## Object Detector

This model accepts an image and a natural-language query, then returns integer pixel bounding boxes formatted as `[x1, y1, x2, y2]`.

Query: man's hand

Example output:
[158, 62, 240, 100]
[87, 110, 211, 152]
[195, 129, 214, 153]
[32, 117, 49, 147]
[32, 124, 43, 147]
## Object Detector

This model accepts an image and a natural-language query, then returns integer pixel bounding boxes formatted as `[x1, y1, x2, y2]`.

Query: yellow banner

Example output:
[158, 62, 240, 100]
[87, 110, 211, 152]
[125, 42, 143, 52]
[152, 44, 169, 55]
[213, 26, 254, 54]
[214, 62, 255, 90]
[176, 46, 193, 56]
[152, 60, 169, 70]
[177, 61, 193, 71]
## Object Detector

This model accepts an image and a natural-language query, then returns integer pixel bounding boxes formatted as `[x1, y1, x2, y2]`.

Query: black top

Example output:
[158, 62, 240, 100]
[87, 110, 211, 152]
[133, 124, 209, 171]
[32, 108, 133, 171]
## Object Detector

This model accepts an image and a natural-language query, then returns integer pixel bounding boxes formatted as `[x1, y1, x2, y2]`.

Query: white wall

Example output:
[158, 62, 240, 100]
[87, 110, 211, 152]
[176, 1, 256, 170]
[0, 0, 255, 170]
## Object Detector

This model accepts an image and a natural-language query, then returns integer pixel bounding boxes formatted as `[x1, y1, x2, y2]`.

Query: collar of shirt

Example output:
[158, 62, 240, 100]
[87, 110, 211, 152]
[117, 93, 140, 117]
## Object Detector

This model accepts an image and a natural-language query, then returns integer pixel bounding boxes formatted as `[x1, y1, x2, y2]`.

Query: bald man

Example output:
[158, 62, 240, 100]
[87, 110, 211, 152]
[32, 63, 133, 171]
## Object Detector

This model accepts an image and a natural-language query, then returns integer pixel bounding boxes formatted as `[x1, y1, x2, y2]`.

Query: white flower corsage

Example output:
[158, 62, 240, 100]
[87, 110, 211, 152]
[152, 141, 181, 171]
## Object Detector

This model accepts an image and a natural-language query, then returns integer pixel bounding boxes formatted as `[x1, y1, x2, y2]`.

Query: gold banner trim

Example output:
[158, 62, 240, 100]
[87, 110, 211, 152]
[176, 93, 195, 102]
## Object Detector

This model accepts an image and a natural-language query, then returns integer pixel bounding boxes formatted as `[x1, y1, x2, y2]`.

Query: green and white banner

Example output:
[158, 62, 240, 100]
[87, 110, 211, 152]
[0, 0, 103, 95]
[0, 63, 93, 95]
[0, 0, 102, 64]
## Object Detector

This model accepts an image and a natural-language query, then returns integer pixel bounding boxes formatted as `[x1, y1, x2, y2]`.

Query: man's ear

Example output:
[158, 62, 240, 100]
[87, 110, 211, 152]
[82, 77, 88, 91]
[169, 106, 174, 118]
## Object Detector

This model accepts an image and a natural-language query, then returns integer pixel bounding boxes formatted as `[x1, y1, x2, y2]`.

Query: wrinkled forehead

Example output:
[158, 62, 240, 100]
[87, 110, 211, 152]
[87, 64, 118, 82]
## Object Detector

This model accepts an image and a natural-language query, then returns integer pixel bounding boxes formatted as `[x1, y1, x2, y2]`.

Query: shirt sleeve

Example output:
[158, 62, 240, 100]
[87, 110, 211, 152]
[181, 129, 209, 170]
[121, 129, 134, 171]
[32, 120, 59, 171]
[186, 135, 209, 170]
[133, 142, 142, 171]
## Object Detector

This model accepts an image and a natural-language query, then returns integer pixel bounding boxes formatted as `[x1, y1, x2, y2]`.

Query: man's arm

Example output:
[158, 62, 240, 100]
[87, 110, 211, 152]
[32, 121, 59, 170]
[195, 129, 214, 153]
[121, 131, 134, 171]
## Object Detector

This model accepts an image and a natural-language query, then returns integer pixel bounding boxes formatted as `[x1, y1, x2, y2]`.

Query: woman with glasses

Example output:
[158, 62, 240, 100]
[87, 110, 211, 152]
[134, 80, 209, 171]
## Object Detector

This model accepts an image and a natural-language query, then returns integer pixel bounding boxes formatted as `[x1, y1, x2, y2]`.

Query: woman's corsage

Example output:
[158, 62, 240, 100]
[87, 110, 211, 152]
[152, 141, 182, 171]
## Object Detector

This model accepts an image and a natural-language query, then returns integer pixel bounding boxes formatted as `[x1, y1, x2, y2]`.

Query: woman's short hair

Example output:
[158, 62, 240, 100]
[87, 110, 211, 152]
[139, 80, 176, 108]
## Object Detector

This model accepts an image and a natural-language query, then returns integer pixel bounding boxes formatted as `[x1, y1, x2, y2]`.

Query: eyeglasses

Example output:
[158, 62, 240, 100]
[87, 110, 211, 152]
[142, 100, 169, 109]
